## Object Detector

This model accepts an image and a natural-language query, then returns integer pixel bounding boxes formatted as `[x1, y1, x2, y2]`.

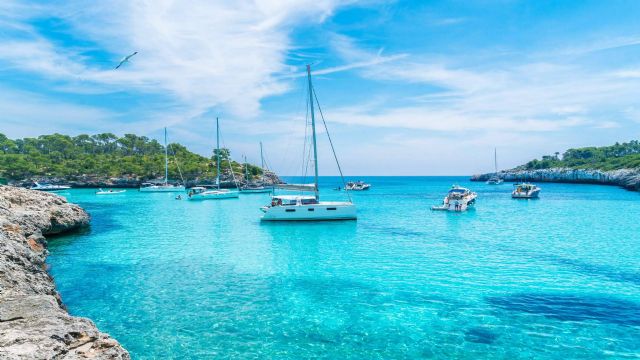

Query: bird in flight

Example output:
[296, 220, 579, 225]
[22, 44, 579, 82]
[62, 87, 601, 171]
[114, 51, 138, 70]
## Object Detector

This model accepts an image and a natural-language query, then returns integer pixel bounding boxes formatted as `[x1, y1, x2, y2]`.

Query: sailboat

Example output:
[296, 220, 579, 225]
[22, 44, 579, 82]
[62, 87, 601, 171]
[486, 148, 504, 185]
[188, 117, 239, 200]
[240, 142, 273, 193]
[260, 65, 356, 221]
[139, 128, 186, 192]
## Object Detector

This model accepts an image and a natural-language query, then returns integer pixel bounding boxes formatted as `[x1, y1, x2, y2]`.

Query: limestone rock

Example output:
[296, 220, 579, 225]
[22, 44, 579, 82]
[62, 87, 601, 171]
[0, 185, 129, 359]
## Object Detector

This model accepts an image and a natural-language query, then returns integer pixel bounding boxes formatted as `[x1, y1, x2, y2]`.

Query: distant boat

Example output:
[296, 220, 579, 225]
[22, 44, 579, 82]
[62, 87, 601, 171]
[188, 117, 239, 200]
[260, 65, 356, 221]
[431, 185, 477, 212]
[486, 148, 503, 185]
[345, 181, 371, 191]
[240, 145, 272, 194]
[30, 182, 71, 191]
[96, 188, 126, 195]
[511, 183, 541, 199]
[139, 127, 186, 192]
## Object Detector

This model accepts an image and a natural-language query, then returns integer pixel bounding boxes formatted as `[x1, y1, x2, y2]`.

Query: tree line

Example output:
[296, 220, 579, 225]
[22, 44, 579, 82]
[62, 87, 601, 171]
[0, 133, 263, 181]
[522, 140, 640, 171]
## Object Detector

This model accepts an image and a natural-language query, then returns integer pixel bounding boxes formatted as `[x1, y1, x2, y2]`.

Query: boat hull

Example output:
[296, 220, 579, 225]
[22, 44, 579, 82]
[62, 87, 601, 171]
[188, 190, 239, 200]
[261, 202, 357, 221]
[511, 190, 540, 199]
[139, 186, 186, 192]
[96, 190, 126, 195]
[240, 188, 273, 193]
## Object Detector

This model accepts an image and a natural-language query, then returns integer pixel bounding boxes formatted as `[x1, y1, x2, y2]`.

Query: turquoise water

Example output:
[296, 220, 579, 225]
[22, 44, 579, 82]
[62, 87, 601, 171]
[48, 177, 640, 359]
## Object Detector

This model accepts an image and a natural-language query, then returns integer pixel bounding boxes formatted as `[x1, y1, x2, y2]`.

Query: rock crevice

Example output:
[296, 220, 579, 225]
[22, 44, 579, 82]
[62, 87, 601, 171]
[0, 185, 129, 359]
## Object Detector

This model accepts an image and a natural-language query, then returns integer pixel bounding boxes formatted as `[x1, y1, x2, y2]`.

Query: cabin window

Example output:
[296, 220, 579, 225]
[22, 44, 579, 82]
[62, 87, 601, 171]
[327, 207, 337, 210]
[308, 208, 315, 211]
[285, 209, 296, 212]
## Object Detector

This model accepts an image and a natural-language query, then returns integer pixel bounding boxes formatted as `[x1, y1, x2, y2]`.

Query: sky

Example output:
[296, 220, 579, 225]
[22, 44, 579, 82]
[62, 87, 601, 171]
[1, 0, 640, 175]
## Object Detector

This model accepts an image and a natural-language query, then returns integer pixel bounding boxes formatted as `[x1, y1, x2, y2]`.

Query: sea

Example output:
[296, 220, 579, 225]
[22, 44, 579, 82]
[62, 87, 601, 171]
[47, 176, 640, 359]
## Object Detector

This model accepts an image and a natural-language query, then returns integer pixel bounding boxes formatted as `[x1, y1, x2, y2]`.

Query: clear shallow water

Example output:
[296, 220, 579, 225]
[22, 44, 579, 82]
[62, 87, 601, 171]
[48, 177, 640, 359]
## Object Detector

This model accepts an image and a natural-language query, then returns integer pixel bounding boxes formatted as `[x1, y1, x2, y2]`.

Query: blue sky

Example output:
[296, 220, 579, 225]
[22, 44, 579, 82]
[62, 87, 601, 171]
[1, 0, 640, 175]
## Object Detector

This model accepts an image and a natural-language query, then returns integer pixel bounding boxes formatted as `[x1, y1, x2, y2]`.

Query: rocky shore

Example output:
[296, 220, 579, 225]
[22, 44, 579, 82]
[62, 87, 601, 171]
[11, 171, 283, 189]
[471, 168, 640, 191]
[0, 186, 129, 359]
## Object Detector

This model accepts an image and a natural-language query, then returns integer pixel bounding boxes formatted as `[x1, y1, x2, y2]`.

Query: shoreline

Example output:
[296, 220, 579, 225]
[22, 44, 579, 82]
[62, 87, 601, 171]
[471, 168, 640, 192]
[0, 185, 129, 359]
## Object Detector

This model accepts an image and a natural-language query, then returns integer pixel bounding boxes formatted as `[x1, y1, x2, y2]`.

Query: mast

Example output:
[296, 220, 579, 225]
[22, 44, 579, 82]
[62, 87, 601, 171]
[306, 64, 319, 200]
[494, 147, 498, 174]
[164, 127, 168, 185]
[260, 142, 264, 170]
[216, 117, 220, 189]
[244, 155, 249, 182]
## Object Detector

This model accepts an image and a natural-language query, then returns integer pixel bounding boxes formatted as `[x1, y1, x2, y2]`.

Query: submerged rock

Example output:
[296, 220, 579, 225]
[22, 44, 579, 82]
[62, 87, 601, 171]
[471, 168, 640, 191]
[0, 185, 129, 359]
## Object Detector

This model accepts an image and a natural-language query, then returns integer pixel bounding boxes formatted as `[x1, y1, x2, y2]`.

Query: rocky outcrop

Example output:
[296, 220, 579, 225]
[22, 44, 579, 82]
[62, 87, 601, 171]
[0, 186, 129, 359]
[471, 168, 640, 191]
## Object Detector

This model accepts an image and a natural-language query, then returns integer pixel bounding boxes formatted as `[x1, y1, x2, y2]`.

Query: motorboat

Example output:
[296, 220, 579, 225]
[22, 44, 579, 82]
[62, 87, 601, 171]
[30, 182, 71, 191]
[139, 127, 186, 192]
[260, 65, 356, 221]
[187, 186, 239, 200]
[96, 188, 126, 195]
[187, 117, 240, 201]
[345, 181, 371, 191]
[511, 183, 541, 199]
[486, 148, 504, 185]
[431, 185, 477, 212]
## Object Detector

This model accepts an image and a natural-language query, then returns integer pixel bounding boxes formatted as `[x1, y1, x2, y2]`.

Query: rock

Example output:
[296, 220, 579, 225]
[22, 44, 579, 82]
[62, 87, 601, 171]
[471, 167, 640, 191]
[0, 185, 129, 359]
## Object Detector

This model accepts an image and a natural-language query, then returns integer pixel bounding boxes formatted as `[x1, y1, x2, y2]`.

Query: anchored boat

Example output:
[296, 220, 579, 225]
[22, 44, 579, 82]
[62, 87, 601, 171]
[431, 185, 477, 212]
[30, 182, 71, 191]
[486, 148, 503, 185]
[240, 145, 272, 194]
[345, 181, 371, 191]
[260, 65, 356, 221]
[188, 117, 239, 200]
[511, 183, 541, 199]
[139, 127, 186, 192]
[96, 188, 126, 195]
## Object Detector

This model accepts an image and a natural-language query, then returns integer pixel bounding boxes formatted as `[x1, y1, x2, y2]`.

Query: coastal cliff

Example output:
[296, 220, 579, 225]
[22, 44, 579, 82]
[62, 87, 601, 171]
[0, 186, 129, 359]
[471, 168, 640, 191]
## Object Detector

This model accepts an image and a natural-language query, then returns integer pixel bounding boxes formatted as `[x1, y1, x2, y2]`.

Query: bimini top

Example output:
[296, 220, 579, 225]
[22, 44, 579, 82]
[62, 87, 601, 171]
[448, 186, 471, 194]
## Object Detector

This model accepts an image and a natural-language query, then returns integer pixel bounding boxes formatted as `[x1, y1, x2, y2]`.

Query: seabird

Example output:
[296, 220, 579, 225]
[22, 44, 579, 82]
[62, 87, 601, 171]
[114, 51, 138, 70]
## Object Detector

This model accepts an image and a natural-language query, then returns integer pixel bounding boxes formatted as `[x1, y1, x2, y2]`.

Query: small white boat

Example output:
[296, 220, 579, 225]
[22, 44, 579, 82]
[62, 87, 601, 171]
[30, 182, 71, 191]
[345, 181, 371, 191]
[431, 185, 477, 212]
[486, 148, 504, 185]
[96, 188, 126, 195]
[139, 127, 185, 193]
[512, 183, 541, 199]
[139, 182, 186, 192]
[187, 186, 239, 200]
[240, 185, 272, 193]
[260, 65, 356, 221]
[241, 143, 274, 194]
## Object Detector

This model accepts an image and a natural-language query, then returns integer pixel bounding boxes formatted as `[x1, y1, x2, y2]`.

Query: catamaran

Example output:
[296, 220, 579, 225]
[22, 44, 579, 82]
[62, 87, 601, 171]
[240, 143, 273, 194]
[139, 128, 186, 192]
[260, 65, 356, 221]
[188, 118, 239, 200]
[30, 182, 71, 191]
[486, 148, 503, 185]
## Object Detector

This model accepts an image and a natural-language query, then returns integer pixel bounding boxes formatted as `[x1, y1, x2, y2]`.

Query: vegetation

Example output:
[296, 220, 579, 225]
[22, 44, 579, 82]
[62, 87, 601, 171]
[521, 140, 640, 171]
[0, 133, 263, 181]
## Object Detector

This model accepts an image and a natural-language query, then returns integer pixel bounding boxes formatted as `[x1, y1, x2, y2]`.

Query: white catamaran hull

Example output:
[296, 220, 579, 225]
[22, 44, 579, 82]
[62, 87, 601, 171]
[261, 202, 356, 221]
[188, 190, 239, 200]
[139, 186, 186, 192]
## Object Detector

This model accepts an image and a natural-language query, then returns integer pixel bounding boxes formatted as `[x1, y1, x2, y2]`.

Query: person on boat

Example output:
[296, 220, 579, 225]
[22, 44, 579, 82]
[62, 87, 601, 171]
[176, 195, 182, 200]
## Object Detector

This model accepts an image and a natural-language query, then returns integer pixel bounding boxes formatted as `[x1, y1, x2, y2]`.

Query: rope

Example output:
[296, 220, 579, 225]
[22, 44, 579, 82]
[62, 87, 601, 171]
[312, 85, 352, 203]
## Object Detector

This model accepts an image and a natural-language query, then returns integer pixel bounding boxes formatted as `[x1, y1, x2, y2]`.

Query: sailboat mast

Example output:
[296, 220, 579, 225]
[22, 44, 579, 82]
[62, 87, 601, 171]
[494, 147, 498, 174]
[260, 142, 264, 170]
[164, 127, 168, 185]
[216, 117, 220, 189]
[306, 65, 320, 200]
[244, 155, 249, 182]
